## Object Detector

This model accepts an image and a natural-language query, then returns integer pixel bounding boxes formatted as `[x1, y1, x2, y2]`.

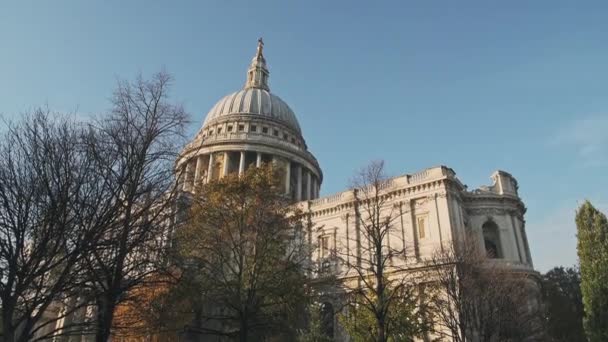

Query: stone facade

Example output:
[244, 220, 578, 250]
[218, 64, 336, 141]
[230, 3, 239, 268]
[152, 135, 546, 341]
[298, 167, 534, 341]
[303, 167, 531, 271]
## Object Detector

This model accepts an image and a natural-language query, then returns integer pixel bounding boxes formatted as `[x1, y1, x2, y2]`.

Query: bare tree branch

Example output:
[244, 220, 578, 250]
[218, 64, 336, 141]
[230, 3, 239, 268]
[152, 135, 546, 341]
[0, 110, 102, 342]
[424, 234, 544, 342]
[336, 161, 427, 342]
[79, 71, 189, 342]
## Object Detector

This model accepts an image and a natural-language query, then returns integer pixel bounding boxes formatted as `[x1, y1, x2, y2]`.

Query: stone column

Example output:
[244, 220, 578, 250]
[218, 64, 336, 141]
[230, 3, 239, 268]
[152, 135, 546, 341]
[194, 155, 203, 185]
[306, 171, 312, 200]
[296, 164, 302, 201]
[183, 162, 192, 191]
[311, 176, 317, 199]
[222, 152, 229, 177]
[256, 152, 262, 167]
[285, 160, 291, 195]
[238, 151, 246, 176]
[206, 153, 214, 183]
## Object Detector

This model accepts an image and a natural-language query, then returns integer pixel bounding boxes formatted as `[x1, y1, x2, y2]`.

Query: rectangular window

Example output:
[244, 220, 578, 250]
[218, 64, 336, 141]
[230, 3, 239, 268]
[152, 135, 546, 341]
[238, 124, 245, 131]
[283, 133, 288, 140]
[320, 236, 330, 258]
[217, 127, 222, 134]
[273, 129, 279, 136]
[417, 216, 426, 239]
[262, 127, 269, 134]
[251, 125, 257, 132]
[227, 125, 233, 132]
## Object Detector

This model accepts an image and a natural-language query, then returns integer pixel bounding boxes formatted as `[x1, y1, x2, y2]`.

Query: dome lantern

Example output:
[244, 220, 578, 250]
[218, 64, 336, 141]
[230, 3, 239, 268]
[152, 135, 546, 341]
[244, 38, 270, 91]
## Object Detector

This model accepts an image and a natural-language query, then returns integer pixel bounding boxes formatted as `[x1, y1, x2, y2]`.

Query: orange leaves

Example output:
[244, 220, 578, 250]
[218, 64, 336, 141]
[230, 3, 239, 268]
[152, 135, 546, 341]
[112, 272, 177, 339]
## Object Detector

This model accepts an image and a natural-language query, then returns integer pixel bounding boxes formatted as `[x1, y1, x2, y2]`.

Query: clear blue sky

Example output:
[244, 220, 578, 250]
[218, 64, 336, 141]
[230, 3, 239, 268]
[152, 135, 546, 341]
[2, 1, 607, 272]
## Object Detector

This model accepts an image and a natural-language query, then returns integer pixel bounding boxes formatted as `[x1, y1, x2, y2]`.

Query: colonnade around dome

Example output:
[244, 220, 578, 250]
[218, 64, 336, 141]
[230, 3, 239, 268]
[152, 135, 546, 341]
[177, 150, 320, 202]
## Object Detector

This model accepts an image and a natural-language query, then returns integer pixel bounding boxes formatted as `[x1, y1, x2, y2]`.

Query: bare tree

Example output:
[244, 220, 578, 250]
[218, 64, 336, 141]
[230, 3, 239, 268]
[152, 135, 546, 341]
[81, 71, 188, 342]
[0, 110, 100, 342]
[425, 235, 544, 342]
[338, 161, 425, 342]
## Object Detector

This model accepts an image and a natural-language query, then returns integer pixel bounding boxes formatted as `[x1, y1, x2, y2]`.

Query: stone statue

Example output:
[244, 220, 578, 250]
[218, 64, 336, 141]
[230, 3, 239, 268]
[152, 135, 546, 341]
[256, 37, 264, 56]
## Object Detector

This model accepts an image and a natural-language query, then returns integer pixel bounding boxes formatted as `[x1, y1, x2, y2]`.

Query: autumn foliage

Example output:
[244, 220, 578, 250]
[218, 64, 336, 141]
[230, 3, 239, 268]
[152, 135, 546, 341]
[111, 273, 178, 342]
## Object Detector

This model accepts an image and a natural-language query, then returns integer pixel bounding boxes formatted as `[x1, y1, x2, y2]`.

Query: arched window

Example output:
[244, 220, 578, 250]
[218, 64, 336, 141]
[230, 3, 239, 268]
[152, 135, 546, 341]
[482, 221, 502, 259]
[320, 302, 334, 338]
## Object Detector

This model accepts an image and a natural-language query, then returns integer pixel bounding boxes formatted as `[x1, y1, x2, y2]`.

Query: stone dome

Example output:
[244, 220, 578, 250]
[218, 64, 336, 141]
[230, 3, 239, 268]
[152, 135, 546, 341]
[202, 88, 301, 134]
[178, 38, 322, 203]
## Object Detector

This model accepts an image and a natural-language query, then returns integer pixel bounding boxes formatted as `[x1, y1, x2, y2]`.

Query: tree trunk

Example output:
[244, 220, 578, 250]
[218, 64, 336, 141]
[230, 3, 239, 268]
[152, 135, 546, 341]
[2, 298, 16, 342]
[239, 316, 248, 342]
[376, 245, 386, 342]
[3, 328, 15, 342]
[95, 206, 129, 342]
[377, 324, 385, 342]
[95, 297, 116, 342]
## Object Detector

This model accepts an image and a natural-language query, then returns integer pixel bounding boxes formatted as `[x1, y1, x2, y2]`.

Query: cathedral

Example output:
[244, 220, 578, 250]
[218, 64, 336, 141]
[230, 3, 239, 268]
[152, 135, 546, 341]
[35, 39, 537, 342]
[174, 39, 536, 341]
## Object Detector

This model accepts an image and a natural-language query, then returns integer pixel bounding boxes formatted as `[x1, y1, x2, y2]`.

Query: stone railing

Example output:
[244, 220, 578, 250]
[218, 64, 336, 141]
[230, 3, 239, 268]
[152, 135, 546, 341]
[485, 259, 535, 271]
[309, 192, 346, 207]
[307, 166, 455, 211]
[407, 169, 429, 184]
[378, 179, 394, 190]
[405, 167, 454, 185]
[202, 131, 303, 151]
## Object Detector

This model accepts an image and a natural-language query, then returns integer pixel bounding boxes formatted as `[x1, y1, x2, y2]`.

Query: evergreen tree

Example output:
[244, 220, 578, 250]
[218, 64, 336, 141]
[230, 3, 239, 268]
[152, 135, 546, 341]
[576, 201, 608, 342]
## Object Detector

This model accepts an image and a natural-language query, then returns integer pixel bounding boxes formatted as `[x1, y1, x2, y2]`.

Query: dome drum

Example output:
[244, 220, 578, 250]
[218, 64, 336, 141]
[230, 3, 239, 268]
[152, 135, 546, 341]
[178, 142, 321, 181]
[177, 150, 321, 202]
[196, 117, 308, 151]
